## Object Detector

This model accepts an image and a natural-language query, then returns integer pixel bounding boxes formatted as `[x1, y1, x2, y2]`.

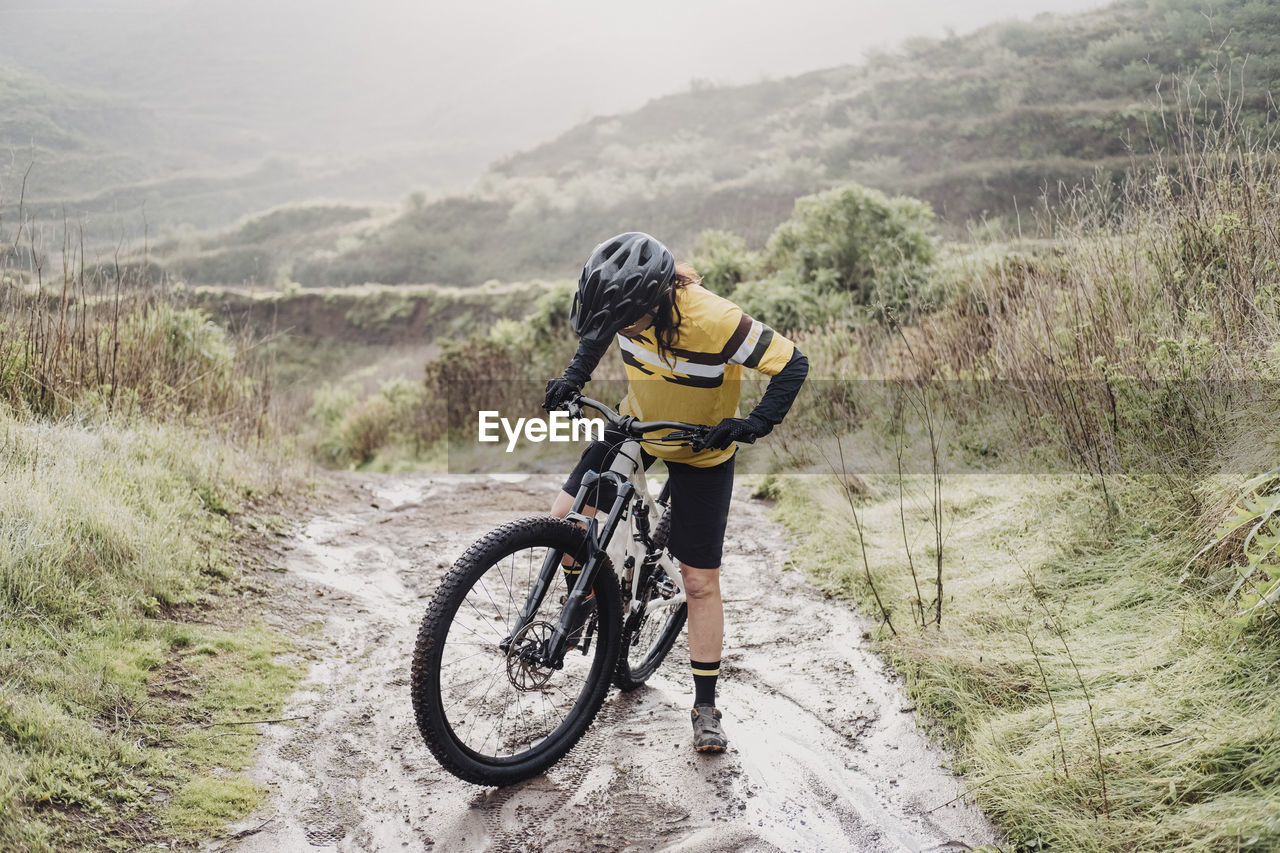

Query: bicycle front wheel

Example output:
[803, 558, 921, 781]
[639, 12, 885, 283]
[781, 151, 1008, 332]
[410, 516, 621, 786]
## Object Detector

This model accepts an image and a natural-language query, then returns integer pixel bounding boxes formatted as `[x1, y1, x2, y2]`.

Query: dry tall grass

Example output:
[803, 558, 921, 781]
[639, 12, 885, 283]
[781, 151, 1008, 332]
[1, 210, 272, 435]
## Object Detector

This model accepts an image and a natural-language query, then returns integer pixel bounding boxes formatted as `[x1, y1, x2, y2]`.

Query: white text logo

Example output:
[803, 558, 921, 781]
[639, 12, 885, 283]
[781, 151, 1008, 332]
[477, 411, 605, 452]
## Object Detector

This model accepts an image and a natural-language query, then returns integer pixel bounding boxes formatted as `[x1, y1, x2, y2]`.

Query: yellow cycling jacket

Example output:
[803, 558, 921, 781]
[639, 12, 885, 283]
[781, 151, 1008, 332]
[617, 283, 796, 467]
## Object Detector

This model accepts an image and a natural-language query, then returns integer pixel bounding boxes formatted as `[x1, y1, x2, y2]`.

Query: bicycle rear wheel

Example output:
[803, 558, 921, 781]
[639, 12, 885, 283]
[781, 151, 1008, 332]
[615, 512, 687, 691]
[615, 567, 687, 691]
[410, 516, 621, 786]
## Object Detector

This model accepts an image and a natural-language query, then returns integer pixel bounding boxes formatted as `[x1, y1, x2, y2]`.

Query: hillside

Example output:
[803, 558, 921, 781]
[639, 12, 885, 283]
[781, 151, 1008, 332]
[288, 0, 1280, 286]
[0, 64, 479, 241]
[0, 67, 171, 203]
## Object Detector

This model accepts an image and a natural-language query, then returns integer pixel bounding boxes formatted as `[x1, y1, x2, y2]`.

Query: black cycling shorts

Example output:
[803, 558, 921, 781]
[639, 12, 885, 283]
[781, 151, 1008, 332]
[561, 427, 735, 569]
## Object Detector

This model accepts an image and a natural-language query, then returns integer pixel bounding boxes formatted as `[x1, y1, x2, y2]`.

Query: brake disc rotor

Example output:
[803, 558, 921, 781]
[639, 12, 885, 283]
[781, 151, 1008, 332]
[505, 620, 555, 691]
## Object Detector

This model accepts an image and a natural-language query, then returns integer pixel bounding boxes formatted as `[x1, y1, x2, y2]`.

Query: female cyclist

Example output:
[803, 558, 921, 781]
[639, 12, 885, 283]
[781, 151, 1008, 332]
[542, 232, 809, 753]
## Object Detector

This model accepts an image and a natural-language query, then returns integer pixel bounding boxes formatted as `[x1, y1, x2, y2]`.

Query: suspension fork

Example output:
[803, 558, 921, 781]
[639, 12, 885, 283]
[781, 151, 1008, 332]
[546, 475, 633, 662]
[505, 474, 635, 665]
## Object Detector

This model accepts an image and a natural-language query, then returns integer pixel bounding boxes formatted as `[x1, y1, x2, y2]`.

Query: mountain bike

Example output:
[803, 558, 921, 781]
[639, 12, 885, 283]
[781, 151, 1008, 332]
[410, 394, 717, 786]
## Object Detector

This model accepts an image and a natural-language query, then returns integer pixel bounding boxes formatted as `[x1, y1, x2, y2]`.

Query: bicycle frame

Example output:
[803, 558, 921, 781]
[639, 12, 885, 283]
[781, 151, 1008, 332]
[590, 439, 687, 622]
[510, 435, 686, 668]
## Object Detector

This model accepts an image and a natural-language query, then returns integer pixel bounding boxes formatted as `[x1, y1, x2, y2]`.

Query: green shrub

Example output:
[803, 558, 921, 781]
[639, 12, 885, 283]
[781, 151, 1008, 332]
[306, 383, 358, 463]
[0, 288, 265, 431]
[338, 395, 394, 465]
[764, 183, 937, 323]
[731, 274, 822, 332]
[689, 229, 761, 297]
[306, 379, 436, 469]
[526, 281, 576, 338]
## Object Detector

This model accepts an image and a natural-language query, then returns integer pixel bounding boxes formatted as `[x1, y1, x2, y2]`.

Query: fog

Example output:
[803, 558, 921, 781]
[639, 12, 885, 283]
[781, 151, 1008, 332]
[2, 0, 1108, 192]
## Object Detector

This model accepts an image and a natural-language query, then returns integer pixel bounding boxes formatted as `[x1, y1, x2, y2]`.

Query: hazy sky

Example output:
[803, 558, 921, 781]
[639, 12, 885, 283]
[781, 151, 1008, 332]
[1, 0, 1112, 189]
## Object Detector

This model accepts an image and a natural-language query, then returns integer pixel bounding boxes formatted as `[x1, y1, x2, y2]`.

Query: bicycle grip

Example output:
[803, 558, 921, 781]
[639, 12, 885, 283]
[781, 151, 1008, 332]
[689, 431, 755, 453]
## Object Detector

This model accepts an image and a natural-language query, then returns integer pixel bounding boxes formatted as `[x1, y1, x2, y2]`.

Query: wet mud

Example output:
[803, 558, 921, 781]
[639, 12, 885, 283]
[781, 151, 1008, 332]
[228, 473, 997, 853]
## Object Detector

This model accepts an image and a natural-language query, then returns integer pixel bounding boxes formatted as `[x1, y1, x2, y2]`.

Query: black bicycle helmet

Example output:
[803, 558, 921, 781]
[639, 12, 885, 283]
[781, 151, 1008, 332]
[570, 232, 676, 345]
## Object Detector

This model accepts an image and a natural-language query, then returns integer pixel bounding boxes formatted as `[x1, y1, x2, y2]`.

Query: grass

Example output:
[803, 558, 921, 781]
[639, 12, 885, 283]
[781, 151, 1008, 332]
[0, 412, 303, 851]
[765, 447, 1280, 850]
[736, 108, 1280, 848]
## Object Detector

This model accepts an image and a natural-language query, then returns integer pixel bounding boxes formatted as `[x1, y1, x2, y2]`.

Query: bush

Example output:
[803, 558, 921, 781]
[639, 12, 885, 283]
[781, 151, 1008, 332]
[765, 184, 937, 323]
[689, 229, 760, 297]
[526, 281, 576, 338]
[0, 284, 266, 431]
[731, 274, 821, 332]
[338, 395, 395, 465]
[306, 379, 436, 469]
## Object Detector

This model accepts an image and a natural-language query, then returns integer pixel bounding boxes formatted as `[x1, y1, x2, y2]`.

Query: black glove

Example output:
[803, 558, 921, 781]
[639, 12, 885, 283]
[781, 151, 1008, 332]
[700, 415, 771, 451]
[543, 338, 608, 411]
[543, 376, 581, 411]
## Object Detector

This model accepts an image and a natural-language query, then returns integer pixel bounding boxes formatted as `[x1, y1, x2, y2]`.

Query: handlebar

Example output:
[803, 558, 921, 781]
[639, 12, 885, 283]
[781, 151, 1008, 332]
[564, 393, 718, 451]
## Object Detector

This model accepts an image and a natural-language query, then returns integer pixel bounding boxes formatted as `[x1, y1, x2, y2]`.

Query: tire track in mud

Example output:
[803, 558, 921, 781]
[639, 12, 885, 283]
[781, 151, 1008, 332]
[228, 472, 997, 853]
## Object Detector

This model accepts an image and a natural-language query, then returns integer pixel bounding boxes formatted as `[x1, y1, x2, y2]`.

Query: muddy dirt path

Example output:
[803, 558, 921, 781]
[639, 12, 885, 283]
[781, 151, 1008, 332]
[229, 473, 997, 853]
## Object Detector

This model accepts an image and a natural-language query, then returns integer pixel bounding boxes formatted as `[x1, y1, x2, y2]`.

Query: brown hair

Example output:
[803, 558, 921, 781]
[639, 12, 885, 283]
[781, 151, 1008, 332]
[652, 261, 700, 368]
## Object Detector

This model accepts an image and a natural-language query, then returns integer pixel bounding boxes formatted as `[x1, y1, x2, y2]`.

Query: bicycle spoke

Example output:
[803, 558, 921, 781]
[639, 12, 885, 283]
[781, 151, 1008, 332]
[461, 665, 509, 748]
[465, 586, 505, 639]
[477, 574, 508, 634]
[447, 617, 497, 645]
[440, 649, 491, 669]
[442, 672, 501, 713]
[511, 684, 526, 751]
[495, 552, 516, 633]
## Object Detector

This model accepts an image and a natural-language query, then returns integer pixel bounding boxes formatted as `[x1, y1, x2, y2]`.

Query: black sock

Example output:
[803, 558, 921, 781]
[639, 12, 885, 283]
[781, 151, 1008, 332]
[691, 659, 720, 707]
[561, 560, 582, 591]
